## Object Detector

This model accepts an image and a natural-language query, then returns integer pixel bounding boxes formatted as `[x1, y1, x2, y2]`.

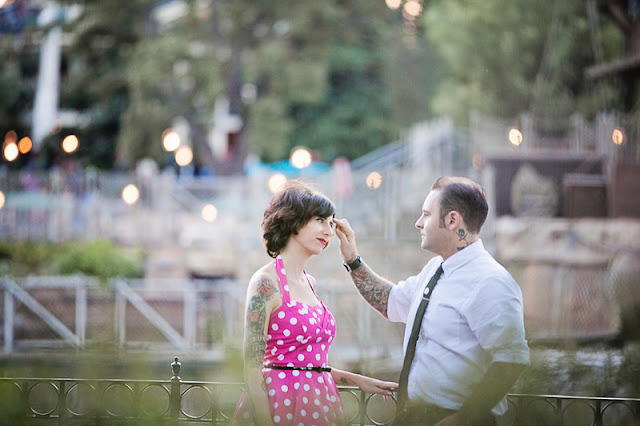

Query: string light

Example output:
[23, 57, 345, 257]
[366, 171, 383, 189]
[122, 184, 140, 205]
[290, 147, 312, 169]
[162, 129, 181, 152]
[386, 0, 424, 20]
[612, 129, 624, 145]
[62, 135, 79, 153]
[508, 128, 523, 146]
[18, 137, 32, 154]
[268, 173, 287, 193]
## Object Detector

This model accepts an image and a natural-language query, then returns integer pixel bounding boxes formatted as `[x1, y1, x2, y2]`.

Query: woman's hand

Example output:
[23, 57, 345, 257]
[351, 374, 398, 398]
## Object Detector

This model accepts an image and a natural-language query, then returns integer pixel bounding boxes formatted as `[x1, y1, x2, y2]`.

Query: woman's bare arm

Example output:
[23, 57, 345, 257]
[243, 274, 279, 425]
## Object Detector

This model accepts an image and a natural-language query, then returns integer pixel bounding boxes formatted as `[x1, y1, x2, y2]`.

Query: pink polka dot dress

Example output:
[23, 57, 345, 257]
[232, 255, 346, 425]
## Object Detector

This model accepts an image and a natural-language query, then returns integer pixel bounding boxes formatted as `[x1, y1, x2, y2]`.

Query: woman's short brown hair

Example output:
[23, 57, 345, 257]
[262, 180, 335, 258]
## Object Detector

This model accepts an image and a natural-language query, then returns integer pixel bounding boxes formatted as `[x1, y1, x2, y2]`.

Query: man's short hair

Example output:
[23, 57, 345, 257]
[431, 177, 488, 234]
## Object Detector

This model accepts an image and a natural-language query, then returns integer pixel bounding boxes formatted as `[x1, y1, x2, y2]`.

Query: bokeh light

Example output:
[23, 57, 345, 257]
[290, 146, 312, 169]
[18, 137, 32, 154]
[612, 128, 624, 145]
[0, 190, 5, 209]
[4, 130, 17, 144]
[201, 203, 218, 223]
[472, 154, 484, 170]
[122, 184, 140, 205]
[175, 146, 193, 166]
[385, 0, 402, 10]
[366, 171, 383, 189]
[268, 173, 287, 194]
[62, 135, 79, 153]
[403, 0, 422, 17]
[508, 128, 523, 146]
[162, 129, 181, 152]
[4, 142, 19, 161]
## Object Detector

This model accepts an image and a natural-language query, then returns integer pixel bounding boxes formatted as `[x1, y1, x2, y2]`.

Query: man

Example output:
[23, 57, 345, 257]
[334, 177, 530, 426]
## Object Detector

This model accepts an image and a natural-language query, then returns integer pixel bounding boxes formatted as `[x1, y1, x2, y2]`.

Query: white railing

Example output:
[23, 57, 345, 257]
[0, 275, 404, 363]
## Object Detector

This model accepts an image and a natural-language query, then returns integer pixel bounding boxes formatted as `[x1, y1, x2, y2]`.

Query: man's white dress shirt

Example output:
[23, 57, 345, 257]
[387, 240, 530, 416]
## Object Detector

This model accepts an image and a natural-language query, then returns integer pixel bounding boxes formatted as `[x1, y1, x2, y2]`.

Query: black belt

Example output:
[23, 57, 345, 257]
[264, 364, 332, 373]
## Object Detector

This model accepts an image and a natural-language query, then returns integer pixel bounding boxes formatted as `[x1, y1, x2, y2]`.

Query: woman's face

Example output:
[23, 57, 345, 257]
[289, 215, 336, 255]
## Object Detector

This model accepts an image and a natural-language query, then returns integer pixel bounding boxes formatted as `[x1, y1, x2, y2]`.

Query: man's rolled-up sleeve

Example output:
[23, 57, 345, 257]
[387, 275, 418, 324]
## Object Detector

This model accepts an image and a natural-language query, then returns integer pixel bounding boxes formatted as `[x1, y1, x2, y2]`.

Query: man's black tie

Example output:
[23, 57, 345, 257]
[396, 264, 444, 413]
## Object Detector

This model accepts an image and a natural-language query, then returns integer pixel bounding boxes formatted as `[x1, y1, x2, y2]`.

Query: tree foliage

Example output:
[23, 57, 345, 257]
[1, 0, 628, 171]
[423, 0, 623, 127]
[120, 0, 407, 169]
[37, 0, 156, 169]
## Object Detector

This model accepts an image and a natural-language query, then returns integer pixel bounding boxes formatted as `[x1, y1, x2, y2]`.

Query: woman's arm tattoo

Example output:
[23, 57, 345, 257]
[351, 265, 392, 318]
[244, 277, 277, 369]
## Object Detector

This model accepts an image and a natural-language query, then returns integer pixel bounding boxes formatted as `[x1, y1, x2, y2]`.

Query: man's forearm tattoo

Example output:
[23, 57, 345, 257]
[339, 377, 349, 385]
[244, 277, 277, 368]
[351, 265, 391, 318]
[457, 228, 471, 251]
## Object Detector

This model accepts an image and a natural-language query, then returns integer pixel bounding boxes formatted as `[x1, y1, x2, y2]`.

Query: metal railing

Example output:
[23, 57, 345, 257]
[0, 357, 396, 425]
[1, 357, 639, 425]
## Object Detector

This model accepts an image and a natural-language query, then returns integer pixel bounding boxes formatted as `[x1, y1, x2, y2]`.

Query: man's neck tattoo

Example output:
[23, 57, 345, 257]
[457, 228, 471, 251]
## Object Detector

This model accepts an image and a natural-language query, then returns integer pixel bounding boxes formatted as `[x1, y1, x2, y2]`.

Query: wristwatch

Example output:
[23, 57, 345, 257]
[343, 255, 363, 272]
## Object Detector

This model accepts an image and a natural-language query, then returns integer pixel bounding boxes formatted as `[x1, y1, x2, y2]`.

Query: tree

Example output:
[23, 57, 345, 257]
[38, 0, 158, 169]
[0, 5, 40, 170]
[423, 0, 622, 128]
[120, 1, 339, 173]
[121, 0, 407, 172]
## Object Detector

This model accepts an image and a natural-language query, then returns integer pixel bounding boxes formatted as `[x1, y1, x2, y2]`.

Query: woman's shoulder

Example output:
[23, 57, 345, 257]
[247, 262, 280, 295]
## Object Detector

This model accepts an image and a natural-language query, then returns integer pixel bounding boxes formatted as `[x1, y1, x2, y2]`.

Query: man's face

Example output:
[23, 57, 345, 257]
[414, 190, 449, 255]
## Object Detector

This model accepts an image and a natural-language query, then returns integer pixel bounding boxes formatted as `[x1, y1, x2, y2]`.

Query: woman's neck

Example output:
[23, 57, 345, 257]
[278, 246, 310, 283]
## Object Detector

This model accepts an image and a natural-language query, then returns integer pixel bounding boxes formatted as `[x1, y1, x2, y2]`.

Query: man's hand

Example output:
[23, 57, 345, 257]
[334, 218, 358, 262]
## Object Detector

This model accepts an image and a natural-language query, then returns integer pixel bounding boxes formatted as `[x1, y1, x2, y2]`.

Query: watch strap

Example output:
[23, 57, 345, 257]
[343, 255, 363, 272]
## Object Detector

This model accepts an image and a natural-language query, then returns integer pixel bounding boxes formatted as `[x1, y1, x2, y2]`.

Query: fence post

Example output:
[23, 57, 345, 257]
[184, 285, 197, 348]
[3, 281, 14, 353]
[593, 399, 603, 426]
[169, 357, 182, 424]
[57, 380, 67, 426]
[358, 389, 366, 426]
[114, 281, 126, 347]
[76, 280, 87, 347]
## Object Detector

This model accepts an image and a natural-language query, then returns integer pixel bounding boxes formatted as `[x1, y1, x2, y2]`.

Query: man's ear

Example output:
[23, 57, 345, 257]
[447, 211, 462, 230]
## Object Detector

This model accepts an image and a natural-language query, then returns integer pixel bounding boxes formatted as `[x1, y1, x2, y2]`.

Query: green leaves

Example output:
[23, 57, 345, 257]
[0, 240, 143, 283]
[423, 0, 618, 124]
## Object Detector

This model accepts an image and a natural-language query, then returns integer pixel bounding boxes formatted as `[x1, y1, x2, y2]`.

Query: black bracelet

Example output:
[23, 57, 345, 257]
[343, 255, 363, 272]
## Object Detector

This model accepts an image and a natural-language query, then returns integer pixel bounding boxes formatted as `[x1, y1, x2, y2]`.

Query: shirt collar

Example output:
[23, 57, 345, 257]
[441, 239, 485, 276]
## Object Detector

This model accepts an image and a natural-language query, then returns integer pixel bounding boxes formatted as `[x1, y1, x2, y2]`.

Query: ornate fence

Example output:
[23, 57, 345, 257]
[1, 357, 638, 425]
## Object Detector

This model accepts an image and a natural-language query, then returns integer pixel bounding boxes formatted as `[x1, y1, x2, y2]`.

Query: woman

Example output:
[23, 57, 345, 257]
[232, 180, 396, 425]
